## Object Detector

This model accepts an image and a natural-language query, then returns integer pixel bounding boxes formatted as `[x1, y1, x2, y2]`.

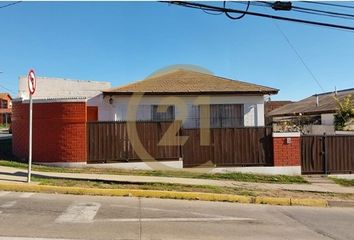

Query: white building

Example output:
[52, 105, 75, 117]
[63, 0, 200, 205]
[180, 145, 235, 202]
[18, 75, 111, 100]
[100, 69, 278, 127]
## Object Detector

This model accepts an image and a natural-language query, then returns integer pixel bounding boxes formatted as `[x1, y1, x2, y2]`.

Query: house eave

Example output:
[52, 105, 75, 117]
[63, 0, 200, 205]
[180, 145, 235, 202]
[102, 90, 278, 96]
[270, 110, 337, 117]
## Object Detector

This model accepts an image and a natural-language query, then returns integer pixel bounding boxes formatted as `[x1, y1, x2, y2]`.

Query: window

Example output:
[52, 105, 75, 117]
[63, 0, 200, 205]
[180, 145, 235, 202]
[0, 100, 7, 109]
[2, 113, 10, 124]
[151, 105, 175, 121]
[210, 104, 244, 128]
[184, 104, 244, 129]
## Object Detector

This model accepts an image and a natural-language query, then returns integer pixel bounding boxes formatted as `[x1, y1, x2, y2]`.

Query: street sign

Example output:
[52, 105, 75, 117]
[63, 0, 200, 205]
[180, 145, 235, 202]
[27, 69, 36, 183]
[28, 69, 36, 95]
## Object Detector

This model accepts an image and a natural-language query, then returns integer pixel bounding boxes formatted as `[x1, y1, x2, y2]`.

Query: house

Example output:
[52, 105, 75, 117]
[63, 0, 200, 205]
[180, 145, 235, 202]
[12, 76, 111, 164]
[101, 69, 279, 127]
[0, 93, 12, 126]
[268, 88, 354, 134]
[13, 69, 310, 175]
[264, 100, 293, 126]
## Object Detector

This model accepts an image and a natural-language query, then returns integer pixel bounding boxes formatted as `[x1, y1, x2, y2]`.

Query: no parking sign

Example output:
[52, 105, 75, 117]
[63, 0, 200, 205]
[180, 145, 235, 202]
[27, 69, 36, 183]
[28, 69, 36, 95]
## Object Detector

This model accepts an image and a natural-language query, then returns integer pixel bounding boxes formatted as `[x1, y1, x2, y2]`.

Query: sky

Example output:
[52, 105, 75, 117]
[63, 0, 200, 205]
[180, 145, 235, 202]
[0, 1, 354, 101]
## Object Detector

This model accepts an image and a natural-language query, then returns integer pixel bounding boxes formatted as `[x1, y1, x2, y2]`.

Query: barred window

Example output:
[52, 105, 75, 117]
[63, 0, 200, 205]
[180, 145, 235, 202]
[184, 104, 244, 128]
[151, 105, 175, 121]
[210, 104, 244, 128]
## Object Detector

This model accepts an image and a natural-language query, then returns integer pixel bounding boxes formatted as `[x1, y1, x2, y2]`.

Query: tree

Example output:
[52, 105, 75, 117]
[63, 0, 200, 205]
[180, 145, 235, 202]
[334, 95, 354, 131]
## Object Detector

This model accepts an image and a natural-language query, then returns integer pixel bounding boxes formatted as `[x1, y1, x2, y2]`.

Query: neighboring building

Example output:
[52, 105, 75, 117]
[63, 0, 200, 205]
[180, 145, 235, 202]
[264, 100, 293, 126]
[17, 75, 112, 121]
[12, 76, 111, 163]
[0, 93, 12, 126]
[102, 69, 278, 128]
[268, 88, 354, 134]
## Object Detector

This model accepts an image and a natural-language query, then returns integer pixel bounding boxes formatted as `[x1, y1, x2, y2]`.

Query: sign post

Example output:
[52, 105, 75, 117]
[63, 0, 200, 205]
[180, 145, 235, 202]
[27, 69, 36, 183]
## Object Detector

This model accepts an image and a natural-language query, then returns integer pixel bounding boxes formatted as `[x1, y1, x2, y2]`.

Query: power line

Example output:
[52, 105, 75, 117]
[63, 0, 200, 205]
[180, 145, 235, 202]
[223, 1, 250, 20]
[201, 8, 223, 16]
[291, 4, 354, 19]
[272, 21, 325, 92]
[300, 1, 354, 10]
[293, 9, 354, 21]
[257, 1, 354, 20]
[164, 1, 354, 31]
[0, 83, 16, 95]
[0, 1, 21, 10]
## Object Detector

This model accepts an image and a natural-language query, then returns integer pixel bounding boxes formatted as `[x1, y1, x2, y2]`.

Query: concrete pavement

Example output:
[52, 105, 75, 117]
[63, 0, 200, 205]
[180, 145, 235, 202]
[1, 165, 354, 194]
[0, 190, 353, 240]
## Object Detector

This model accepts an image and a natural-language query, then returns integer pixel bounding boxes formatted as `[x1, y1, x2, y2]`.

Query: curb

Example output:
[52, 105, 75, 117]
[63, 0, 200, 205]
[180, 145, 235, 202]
[328, 200, 354, 208]
[0, 182, 328, 207]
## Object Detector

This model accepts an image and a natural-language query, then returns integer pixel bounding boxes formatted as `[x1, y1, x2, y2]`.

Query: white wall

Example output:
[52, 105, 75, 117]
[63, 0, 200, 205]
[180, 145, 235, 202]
[321, 113, 335, 125]
[18, 76, 111, 100]
[101, 94, 265, 127]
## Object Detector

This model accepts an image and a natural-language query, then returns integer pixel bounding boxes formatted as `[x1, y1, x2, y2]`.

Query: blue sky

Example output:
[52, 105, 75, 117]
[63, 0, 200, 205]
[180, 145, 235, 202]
[0, 1, 354, 100]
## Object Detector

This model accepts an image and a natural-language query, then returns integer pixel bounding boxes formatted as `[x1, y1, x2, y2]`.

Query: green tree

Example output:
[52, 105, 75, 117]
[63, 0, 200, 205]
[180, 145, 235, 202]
[334, 95, 354, 130]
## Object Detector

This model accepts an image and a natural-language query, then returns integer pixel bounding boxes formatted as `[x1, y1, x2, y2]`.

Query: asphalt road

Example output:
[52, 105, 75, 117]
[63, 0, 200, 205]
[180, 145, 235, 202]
[0, 191, 353, 240]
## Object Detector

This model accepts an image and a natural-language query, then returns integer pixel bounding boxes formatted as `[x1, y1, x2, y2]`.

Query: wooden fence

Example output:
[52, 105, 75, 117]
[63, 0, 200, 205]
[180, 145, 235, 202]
[87, 121, 273, 167]
[301, 135, 354, 174]
[87, 121, 180, 163]
[182, 127, 273, 167]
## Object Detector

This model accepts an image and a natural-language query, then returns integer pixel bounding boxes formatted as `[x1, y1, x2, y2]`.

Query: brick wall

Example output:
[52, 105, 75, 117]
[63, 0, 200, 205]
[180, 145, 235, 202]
[12, 101, 87, 163]
[273, 133, 301, 166]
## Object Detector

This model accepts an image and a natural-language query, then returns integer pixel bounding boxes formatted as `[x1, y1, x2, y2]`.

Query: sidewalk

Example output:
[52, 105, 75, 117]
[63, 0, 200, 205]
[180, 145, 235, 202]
[1, 166, 353, 194]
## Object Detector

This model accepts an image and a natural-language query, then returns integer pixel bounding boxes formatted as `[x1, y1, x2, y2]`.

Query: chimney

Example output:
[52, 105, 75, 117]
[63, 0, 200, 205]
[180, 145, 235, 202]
[316, 94, 319, 107]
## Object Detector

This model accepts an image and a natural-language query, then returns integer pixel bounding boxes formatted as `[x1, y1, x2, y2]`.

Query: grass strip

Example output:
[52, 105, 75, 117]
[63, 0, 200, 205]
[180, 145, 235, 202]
[331, 178, 354, 187]
[0, 160, 308, 184]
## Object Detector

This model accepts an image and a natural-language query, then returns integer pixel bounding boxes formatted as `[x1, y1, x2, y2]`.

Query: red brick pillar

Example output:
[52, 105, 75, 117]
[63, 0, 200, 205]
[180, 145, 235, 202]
[273, 132, 301, 166]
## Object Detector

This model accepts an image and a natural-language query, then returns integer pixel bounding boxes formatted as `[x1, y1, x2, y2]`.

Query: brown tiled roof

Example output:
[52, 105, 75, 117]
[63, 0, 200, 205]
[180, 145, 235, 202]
[103, 69, 278, 95]
[265, 101, 294, 116]
[0, 93, 12, 100]
[269, 88, 354, 117]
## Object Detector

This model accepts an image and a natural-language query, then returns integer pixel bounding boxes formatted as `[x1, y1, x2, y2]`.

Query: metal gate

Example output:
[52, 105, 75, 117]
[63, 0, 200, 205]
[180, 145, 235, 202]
[301, 135, 354, 174]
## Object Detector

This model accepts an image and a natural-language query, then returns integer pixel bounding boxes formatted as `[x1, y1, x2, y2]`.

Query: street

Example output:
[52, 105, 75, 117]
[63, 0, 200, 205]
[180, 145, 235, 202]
[0, 191, 353, 240]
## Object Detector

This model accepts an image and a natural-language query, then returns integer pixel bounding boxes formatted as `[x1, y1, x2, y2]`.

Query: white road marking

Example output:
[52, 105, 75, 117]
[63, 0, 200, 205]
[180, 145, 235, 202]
[55, 202, 101, 223]
[0, 201, 17, 208]
[0, 191, 10, 197]
[19, 192, 35, 198]
[95, 217, 255, 223]
[0, 237, 74, 240]
[112, 204, 230, 218]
